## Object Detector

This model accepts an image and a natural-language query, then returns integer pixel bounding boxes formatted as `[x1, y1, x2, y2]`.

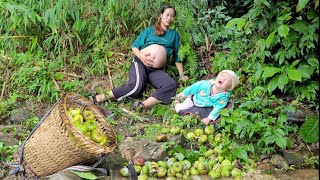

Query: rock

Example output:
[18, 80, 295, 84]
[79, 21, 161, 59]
[6, 108, 32, 124]
[99, 134, 184, 172]
[117, 138, 168, 162]
[0, 125, 21, 146]
[309, 142, 319, 156]
[2, 176, 19, 180]
[100, 150, 126, 171]
[280, 150, 305, 167]
[287, 104, 316, 123]
[243, 169, 278, 180]
[0, 169, 5, 179]
[270, 154, 289, 170]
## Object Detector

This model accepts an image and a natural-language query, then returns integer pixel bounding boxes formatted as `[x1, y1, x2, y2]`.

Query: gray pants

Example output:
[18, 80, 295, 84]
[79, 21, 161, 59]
[112, 57, 177, 104]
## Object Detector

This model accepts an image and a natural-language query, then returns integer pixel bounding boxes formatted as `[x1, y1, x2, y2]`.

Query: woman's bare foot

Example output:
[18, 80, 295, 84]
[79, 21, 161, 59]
[95, 94, 107, 103]
[89, 91, 115, 104]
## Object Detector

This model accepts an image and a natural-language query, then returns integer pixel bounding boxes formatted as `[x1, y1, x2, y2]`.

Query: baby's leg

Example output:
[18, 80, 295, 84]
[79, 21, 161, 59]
[175, 96, 194, 113]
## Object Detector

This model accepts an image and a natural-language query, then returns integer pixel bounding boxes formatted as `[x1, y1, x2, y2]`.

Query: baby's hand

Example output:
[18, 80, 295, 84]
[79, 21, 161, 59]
[201, 118, 212, 126]
[176, 93, 184, 101]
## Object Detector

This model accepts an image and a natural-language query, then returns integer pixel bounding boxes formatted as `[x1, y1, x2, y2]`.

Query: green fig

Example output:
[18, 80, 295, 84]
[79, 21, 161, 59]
[82, 110, 95, 120]
[119, 167, 129, 177]
[74, 121, 87, 133]
[84, 119, 97, 132]
[91, 129, 106, 143]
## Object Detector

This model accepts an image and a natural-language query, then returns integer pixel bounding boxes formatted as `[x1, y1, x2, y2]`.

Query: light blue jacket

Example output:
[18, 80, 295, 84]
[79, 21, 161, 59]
[181, 79, 231, 120]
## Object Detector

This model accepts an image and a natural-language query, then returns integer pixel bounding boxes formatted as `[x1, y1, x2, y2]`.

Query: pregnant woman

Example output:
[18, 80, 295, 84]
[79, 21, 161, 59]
[90, 4, 188, 109]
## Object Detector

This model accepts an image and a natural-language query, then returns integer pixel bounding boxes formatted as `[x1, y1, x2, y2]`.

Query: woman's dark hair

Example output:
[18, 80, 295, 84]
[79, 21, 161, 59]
[154, 5, 176, 36]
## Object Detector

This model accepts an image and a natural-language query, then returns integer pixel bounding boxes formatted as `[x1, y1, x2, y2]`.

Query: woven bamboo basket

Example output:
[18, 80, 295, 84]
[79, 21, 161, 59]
[21, 93, 117, 178]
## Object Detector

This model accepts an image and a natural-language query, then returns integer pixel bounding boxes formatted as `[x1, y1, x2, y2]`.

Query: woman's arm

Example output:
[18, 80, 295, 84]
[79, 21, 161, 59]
[131, 27, 154, 67]
[175, 62, 188, 82]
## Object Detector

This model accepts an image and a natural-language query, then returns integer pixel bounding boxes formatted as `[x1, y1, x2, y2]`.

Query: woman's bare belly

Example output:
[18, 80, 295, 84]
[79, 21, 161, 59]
[140, 44, 167, 68]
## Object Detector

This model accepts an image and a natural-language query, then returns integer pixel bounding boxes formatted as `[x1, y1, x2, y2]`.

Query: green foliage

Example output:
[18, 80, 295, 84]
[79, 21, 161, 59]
[135, 123, 162, 140]
[219, 86, 298, 156]
[302, 155, 319, 168]
[234, 1, 318, 103]
[299, 116, 319, 143]
[24, 116, 40, 129]
[0, 142, 18, 162]
[0, 93, 19, 119]
[174, 0, 199, 77]
[71, 171, 98, 180]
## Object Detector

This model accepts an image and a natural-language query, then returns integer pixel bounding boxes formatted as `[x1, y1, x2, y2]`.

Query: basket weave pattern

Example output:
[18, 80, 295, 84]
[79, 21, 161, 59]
[23, 93, 117, 177]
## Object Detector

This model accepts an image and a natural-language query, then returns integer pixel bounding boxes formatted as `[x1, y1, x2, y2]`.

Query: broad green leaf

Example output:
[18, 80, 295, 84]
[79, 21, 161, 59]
[263, 136, 273, 145]
[233, 148, 248, 160]
[290, 20, 308, 33]
[275, 128, 285, 136]
[247, 8, 262, 20]
[234, 125, 243, 135]
[278, 24, 290, 37]
[298, 65, 315, 78]
[226, 18, 245, 28]
[257, 16, 267, 30]
[307, 58, 319, 67]
[277, 13, 293, 23]
[174, 152, 185, 161]
[316, 0, 319, 9]
[256, 39, 266, 50]
[275, 136, 287, 149]
[266, 31, 276, 48]
[299, 117, 319, 143]
[296, 0, 310, 12]
[277, 74, 288, 91]
[289, 59, 301, 68]
[262, 67, 281, 78]
[71, 171, 98, 180]
[275, 48, 286, 65]
[237, 18, 246, 29]
[287, 69, 302, 81]
[267, 76, 278, 94]
[220, 108, 230, 117]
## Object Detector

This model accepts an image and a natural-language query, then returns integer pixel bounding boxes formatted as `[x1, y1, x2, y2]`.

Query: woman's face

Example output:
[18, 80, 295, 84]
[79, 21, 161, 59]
[160, 8, 175, 29]
[215, 72, 233, 91]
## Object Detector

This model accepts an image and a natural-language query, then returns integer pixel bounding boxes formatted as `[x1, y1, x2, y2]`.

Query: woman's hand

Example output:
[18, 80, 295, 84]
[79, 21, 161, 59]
[141, 52, 154, 68]
[179, 75, 189, 82]
[132, 47, 154, 68]
[201, 117, 212, 126]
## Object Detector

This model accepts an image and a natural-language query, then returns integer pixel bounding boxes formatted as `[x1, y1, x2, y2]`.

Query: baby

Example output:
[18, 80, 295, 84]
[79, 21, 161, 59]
[174, 70, 239, 125]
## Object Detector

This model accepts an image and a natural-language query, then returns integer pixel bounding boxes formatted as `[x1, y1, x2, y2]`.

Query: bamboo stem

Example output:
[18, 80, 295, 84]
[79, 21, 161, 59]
[0, 36, 33, 39]
[52, 78, 62, 96]
[1, 81, 5, 99]
[105, 56, 114, 89]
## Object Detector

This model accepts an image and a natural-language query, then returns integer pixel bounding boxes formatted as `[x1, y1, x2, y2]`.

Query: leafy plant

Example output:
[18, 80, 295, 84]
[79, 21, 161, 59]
[299, 116, 319, 143]
[71, 171, 98, 180]
[225, 1, 319, 104]
[219, 86, 298, 156]
[0, 142, 18, 162]
[0, 93, 19, 120]
[24, 116, 40, 130]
